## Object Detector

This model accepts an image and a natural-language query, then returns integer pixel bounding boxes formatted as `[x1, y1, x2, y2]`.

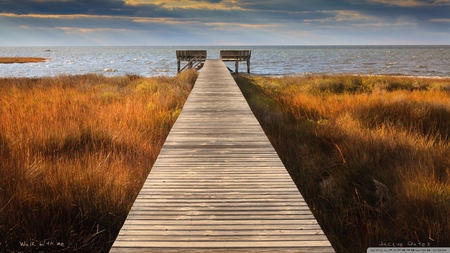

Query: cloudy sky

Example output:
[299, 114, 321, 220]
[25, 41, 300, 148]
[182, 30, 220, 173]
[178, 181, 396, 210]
[0, 0, 449, 46]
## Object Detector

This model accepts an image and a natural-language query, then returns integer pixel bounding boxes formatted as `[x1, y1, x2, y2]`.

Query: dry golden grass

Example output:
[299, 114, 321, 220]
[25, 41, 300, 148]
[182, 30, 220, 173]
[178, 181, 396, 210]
[0, 71, 197, 252]
[235, 74, 450, 253]
[0, 57, 49, 64]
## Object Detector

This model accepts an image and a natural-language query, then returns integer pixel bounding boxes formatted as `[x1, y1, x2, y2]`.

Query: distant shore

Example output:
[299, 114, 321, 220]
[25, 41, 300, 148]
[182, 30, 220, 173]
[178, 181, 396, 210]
[0, 57, 49, 64]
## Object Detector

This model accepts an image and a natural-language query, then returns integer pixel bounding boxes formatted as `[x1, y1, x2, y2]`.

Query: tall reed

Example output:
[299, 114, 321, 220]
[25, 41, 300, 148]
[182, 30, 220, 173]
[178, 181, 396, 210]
[0, 71, 197, 252]
[235, 74, 450, 253]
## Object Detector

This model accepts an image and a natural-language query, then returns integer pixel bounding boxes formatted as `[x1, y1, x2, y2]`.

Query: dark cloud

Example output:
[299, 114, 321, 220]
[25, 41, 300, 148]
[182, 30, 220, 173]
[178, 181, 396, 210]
[237, 0, 450, 36]
[349, 0, 450, 20]
[0, 0, 171, 17]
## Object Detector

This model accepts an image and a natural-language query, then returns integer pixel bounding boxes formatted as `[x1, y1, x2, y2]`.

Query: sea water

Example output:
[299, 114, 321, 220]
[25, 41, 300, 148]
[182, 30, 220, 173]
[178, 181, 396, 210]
[0, 45, 448, 78]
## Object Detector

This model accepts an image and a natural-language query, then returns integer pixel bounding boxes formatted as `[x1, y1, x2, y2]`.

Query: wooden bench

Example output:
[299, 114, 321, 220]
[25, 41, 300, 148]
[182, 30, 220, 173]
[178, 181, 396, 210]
[176, 50, 207, 73]
[220, 50, 251, 74]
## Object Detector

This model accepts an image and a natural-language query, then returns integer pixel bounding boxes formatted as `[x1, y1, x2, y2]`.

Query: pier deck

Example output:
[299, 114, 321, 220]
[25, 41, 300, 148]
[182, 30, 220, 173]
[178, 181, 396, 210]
[110, 59, 334, 252]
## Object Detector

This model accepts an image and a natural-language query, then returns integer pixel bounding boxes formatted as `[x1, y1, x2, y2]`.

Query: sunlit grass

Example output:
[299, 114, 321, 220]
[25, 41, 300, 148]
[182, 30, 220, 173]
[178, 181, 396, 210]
[235, 74, 450, 253]
[0, 71, 197, 252]
[2, 72, 448, 252]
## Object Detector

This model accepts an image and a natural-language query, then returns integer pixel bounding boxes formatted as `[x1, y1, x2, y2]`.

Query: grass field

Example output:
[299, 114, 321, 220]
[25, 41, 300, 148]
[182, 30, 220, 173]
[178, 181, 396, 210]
[235, 74, 450, 253]
[1, 71, 449, 252]
[0, 71, 197, 252]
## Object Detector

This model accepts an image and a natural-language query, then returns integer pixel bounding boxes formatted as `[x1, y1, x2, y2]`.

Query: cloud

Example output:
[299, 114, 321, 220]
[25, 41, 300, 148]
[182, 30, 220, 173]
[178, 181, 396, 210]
[56, 26, 132, 34]
[366, 0, 450, 7]
[126, 0, 244, 11]
[0, 0, 169, 16]
[303, 10, 381, 25]
[1, 0, 449, 45]
[132, 17, 187, 25]
[430, 18, 450, 22]
[0, 13, 117, 19]
[133, 17, 278, 30]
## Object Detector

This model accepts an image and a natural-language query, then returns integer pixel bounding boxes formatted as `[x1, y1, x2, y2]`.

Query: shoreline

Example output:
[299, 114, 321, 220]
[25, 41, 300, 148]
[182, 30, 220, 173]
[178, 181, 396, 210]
[0, 71, 449, 79]
[257, 73, 450, 79]
[0, 57, 49, 64]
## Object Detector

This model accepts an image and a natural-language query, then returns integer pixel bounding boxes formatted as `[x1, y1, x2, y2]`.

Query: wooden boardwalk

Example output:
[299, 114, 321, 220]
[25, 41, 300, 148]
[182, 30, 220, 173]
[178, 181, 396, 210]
[110, 60, 334, 252]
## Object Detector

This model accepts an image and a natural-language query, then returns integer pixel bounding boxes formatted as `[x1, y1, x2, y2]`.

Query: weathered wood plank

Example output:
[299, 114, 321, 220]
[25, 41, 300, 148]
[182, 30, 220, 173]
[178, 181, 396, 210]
[109, 59, 334, 252]
[118, 229, 327, 236]
[114, 235, 330, 242]
[114, 224, 324, 231]
[112, 241, 331, 248]
[125, 206, 312, 211]
[117, 220, 322, 226]
[111, 248, 335, 253]
[125, 210, 315, 215]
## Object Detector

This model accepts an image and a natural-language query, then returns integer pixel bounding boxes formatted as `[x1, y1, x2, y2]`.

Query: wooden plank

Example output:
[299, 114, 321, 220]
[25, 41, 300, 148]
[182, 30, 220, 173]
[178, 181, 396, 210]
[117, 220, 321, 226]
[118, 229, 327, 236]
[114, 235, 330, 242]
[110, 60, 334, 252]
[112, 241, 331, 248]
[111, 248, 335, 253]
[130, 203, 308, 208]
[114, 224, 324, 231]
[124, 210, 315, 215]
[124, 206, 312, 211]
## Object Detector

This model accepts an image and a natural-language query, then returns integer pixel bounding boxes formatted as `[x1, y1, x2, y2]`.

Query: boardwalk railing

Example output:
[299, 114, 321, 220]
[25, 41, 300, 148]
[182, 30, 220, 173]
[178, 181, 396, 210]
[110, 59, 334, 252]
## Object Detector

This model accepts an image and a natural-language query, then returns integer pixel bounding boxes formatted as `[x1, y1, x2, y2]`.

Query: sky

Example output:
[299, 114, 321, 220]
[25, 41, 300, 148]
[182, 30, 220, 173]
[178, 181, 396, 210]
[0, 0, 449, 46]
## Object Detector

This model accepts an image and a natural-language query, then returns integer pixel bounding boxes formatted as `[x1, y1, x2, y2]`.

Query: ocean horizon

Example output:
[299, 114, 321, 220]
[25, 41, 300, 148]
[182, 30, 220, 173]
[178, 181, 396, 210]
[1, 45, 449, 78]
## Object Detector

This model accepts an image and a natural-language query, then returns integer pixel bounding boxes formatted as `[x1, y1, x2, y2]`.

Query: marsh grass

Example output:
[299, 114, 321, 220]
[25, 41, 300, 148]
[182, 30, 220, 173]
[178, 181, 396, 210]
[235, 74, 450, 253]
[0, 71, 197, 252]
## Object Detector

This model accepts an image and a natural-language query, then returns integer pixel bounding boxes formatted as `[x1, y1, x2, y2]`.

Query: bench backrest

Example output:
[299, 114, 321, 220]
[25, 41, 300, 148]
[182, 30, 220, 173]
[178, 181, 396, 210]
[176, 50, 207, 61]
[220, 50, 251, 61]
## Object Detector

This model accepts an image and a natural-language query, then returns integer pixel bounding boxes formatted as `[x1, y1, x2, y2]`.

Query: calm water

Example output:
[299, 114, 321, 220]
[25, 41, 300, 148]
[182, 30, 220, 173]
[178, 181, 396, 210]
[0, 45, 449, 78]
